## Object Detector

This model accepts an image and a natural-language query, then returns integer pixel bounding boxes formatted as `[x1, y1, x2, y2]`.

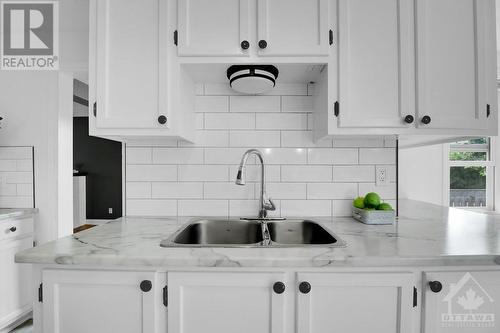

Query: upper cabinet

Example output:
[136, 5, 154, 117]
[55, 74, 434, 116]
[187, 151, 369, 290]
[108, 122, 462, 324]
[177, 0, 251, 56]
[415, 0, 489, 130]
[336, 0, 414, 129]
[257, 0, 330, 56]
[89, 0, 195, 142]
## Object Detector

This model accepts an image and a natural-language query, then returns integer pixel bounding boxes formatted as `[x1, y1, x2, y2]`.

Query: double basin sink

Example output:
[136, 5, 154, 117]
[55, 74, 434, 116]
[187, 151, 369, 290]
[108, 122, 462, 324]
[160, 218, 346, 248]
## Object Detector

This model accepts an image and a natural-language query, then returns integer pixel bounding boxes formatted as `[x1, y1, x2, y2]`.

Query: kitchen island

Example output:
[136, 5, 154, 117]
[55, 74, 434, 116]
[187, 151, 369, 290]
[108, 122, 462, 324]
[16, 201, 500, 333]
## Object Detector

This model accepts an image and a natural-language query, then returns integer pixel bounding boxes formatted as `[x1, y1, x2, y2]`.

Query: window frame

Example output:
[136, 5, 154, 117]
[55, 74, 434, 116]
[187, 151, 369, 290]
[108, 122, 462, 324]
[444, 138, 496, 211]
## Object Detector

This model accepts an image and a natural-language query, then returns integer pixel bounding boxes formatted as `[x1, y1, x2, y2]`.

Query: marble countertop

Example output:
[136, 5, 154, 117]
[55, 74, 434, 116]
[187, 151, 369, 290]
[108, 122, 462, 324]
[15, 200, 500, 268]
[0, 208, 38, 221]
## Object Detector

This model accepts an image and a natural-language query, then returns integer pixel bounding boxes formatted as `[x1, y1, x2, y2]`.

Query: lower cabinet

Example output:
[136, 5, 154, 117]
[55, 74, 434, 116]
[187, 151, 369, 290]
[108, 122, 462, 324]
[423, 270, 500, 333]
[168, 272, 291, 333]
[296, 272, 415, 333]
[41, 270, 166, 333]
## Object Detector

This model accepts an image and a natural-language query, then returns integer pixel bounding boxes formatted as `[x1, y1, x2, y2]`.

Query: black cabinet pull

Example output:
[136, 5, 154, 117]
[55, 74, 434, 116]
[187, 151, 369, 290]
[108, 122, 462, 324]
[404, 115, 414, 124]
[329, 29, 334, 45]
[273, 282, 285, 294]
[421, 115, 431, 124]
[158, 115, 167, 125]
[9, 226, 17, 232]
[428, 281, 442, 293]
[299, 281, 311, 294]
[140, 280, 152, 292]
[241, 40, 250, 50]
[258, 40, 268, 49]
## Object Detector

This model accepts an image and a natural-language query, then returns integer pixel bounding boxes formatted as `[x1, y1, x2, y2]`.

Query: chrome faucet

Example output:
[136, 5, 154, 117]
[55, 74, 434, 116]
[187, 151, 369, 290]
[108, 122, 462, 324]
[235, 149, 276, 218]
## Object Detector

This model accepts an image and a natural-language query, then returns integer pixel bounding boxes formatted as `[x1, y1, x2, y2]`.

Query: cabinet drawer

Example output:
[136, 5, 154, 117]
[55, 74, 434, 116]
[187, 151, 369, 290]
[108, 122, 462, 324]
[0, 218, 34, 241]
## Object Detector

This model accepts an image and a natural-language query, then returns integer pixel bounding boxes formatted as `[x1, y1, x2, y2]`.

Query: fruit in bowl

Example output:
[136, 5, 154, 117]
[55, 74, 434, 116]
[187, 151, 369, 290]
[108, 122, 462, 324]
[352, 192, 393, 211]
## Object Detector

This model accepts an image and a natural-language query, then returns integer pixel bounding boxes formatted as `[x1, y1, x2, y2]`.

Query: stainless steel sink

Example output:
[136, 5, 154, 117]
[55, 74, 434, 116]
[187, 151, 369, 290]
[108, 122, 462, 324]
[160, 218, 346, 248]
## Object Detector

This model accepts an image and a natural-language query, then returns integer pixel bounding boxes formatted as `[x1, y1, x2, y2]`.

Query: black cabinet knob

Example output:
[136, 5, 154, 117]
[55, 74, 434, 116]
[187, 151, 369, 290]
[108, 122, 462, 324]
[241, 40, 250, 50]
[421, 115, 431, 124]
[140, 280, 152, 292]
[404, 115, 414, 124]
[299, 281, 311, 294]
[429, 281, 442, 293]
[258, 40, 268, 49]
[273, 282, 285, 294]
[9, 226, 17, 232]
[158, 115, 167, 125]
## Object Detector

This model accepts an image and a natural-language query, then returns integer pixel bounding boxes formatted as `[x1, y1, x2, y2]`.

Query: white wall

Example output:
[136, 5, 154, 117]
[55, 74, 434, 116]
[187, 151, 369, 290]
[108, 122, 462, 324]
[0, 72, 73, 243]
[125, 83, 397, 217]
[399, 144, 446, 206]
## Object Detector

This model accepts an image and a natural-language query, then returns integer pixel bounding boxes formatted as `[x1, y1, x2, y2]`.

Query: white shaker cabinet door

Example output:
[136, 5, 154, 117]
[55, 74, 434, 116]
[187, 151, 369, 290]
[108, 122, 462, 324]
[415, 0, 490, 130]
[296, 272, 416, 333]
[177, 0, 251, 56]
[337, 0, 415, 128]
[168, 271, 290, 333]
[42, 270, 165, 333]
[92, 0, 167, 129]
[257, 0, 330, 56]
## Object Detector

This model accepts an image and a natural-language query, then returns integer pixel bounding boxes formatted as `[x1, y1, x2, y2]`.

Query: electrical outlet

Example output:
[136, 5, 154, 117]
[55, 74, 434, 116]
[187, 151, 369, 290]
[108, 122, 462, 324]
[108, 208, 113, 215]
[376, 166, 389, 186]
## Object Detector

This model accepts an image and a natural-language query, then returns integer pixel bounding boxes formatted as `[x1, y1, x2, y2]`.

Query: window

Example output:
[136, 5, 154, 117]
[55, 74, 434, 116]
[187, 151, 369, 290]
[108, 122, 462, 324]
[446, 138, 494, 209]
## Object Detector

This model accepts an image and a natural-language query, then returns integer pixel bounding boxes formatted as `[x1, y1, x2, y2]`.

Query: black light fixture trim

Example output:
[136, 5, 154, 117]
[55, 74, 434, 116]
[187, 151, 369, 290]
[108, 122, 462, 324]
[227, 65, 279, 90]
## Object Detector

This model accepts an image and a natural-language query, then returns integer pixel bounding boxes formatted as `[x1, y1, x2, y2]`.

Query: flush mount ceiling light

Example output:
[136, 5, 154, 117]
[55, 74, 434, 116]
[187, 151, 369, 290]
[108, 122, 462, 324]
[227, 65, 279, 95]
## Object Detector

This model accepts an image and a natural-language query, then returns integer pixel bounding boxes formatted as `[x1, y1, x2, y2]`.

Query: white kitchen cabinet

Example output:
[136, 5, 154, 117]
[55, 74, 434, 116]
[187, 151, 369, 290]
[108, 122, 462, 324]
[415, 0, 490, 130]
[177, 0, 251, 56]
[257, 0, 330, 56]
[336, 0, 414, 129]
[42, 270, 166, 333]
[296, 272, 416, 333]
[423, 270, 500, 333]
[0, 218, 33, 331]
[168, 271, 290, 333]
[89, 0, 195, 141]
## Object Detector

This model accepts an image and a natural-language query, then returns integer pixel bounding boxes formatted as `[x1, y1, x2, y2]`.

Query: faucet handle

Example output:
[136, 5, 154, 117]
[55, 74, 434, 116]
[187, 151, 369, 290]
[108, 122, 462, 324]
[263, 194, 276, 211]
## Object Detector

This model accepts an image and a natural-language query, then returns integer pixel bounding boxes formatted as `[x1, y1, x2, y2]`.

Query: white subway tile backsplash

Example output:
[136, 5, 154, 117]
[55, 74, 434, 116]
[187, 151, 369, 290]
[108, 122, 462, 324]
[256, 113, 307, 130]
[0, 147, 32, 159]
[333, 166, 374, 182]
[230, 131, 280, 147]
[127, 165, 177, 181]
[124, 86, 396, 217]
[205, 113, 255, 130]
[126, 148, 152, 164]
[281, 200, 331, 217]
[281, 96, 313, 112]
[0, 160, 17, 171]
[195, 96, 229, 112]
[16, 184, 33, 196]
[0, 196, 33, 209]
[152, 182, 203, 199]
[4, 172, 33, 184]
[0, 184, 17, 196]
[153, 148, 204, 164]
[281, 165, 332, 182]
[307, 183, 358, 199]
[178, 165, 228, 182]
[178, 200, 228, 216]
[204, 182, 254, 199]
[359, 148, 396, 164]
[16, 160, 33, 172]
[127, 199, 177, 216]
[0, 147, 34, 208]
[230, 96, 280, 112]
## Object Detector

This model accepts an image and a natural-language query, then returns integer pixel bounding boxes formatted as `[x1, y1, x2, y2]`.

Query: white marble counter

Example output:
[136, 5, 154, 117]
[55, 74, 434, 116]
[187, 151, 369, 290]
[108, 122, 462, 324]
[15, 201, 500, 268]
[0, 208, 38, 221]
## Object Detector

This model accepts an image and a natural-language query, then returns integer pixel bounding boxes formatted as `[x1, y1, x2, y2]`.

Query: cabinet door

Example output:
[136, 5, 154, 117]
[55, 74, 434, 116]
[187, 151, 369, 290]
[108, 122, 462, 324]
[337, 0, 414, 128]
[296, 272, 415, 333]
[93, 0, 166, 129]
[423, 271, 500, 333]
[42, 270, 165, 333]
[0, 237, 32, 327]
[415, 0, 489, 130]
[168, 272, 289, 333]
[257, 0, 329, 56]
[177, 0, 251, 56]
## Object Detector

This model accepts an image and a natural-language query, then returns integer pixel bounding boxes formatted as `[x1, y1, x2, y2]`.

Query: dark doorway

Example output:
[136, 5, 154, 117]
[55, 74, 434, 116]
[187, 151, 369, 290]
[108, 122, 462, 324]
[73, 117, 122, 219]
